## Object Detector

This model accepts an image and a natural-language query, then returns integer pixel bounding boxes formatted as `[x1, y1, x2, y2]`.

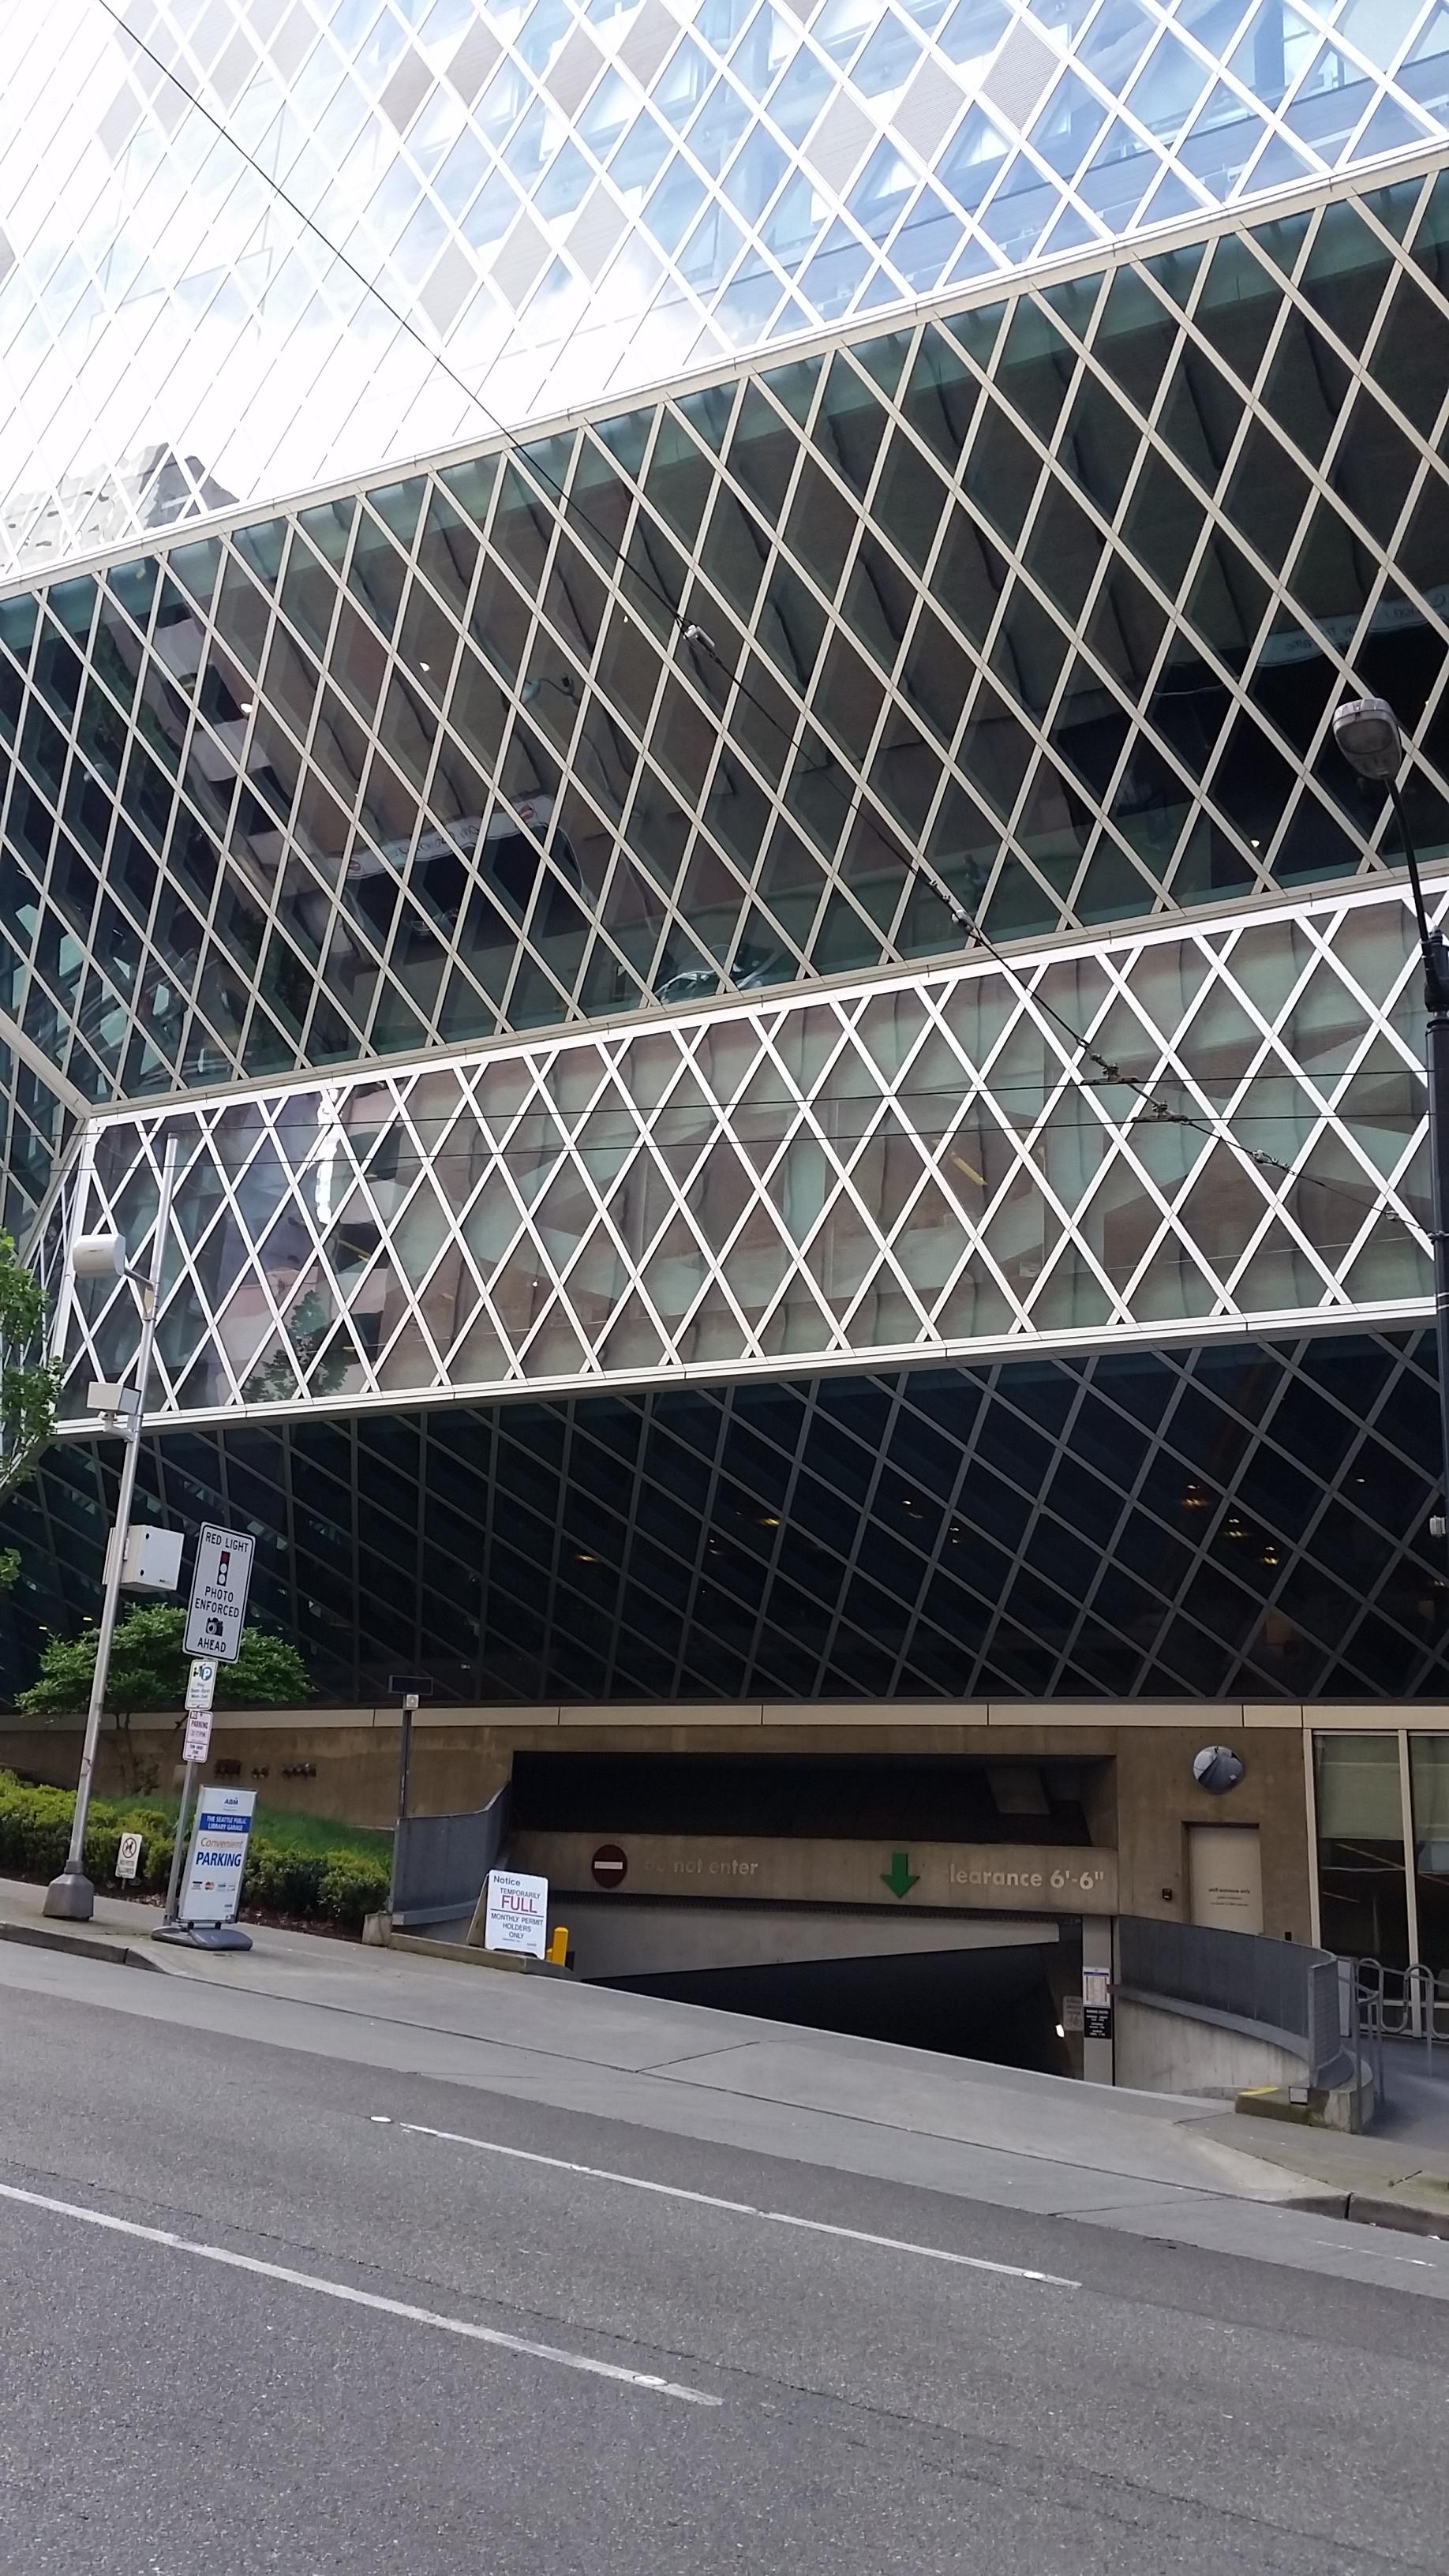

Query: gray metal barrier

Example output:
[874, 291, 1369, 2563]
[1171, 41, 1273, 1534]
[1118, 1915, 1359, 2092]
[1354, 1956, 1449, 2046]
[389, 1782, 511, 1930]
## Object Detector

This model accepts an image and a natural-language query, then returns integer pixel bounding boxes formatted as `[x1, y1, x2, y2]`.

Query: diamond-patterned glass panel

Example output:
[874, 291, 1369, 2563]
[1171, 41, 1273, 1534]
[1, 3, 1447, 574]
[4, 162, 1449, 1125]
[51, 878, 1436, 1425]
[4, 1327, 1445, 1706]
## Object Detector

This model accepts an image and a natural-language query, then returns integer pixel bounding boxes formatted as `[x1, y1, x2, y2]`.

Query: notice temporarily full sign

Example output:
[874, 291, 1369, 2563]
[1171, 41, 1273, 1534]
[183, 1526, 254, 1664]
[483, 1867, 549, 1958]
[180, 1785, 256, 1927]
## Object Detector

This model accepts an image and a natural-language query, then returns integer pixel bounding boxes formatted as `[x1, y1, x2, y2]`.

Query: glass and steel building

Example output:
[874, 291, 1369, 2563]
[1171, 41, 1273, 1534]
[5, 3, 1449, 1953]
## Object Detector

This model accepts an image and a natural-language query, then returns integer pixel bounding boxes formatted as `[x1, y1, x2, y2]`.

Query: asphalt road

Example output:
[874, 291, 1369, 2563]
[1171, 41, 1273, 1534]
[2, 1976, 1447, 2575]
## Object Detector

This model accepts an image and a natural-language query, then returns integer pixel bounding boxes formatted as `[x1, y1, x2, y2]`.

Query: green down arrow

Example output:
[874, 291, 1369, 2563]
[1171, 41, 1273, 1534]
[882, 1850, 919, 1900]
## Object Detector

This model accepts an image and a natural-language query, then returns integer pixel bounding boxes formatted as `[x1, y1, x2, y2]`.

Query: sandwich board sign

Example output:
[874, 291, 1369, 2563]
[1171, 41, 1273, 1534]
[183, 1526, 254, 1664]
[483, 1867, 549, 1959]
[180, 1785, 256, 1928]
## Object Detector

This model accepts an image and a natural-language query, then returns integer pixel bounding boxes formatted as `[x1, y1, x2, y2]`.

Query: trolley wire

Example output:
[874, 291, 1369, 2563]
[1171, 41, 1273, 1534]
[88, 1, 1428, 1249]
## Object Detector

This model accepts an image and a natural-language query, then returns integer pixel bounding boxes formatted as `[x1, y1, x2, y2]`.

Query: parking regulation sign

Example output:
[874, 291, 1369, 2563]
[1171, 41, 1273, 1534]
[181, 1786, 256, 1928]
[183, 1526, 254, 1664]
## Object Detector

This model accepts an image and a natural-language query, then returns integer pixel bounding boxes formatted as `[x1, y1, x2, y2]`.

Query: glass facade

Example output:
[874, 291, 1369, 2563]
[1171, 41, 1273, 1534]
[1315, 1728, 1449, 1968]
[6, 1327, 1447, 1708]
[1314, 1729, 1410, 1959]
[5, 13, 1449, 1737]
[3, 157, 1449, 1191]
[3, 3, 1448, 576]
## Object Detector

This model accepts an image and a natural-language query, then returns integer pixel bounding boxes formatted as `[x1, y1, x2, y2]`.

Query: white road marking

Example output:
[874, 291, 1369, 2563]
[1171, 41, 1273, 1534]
[0, 2178, 720, 2406]
[1307, 2235, 1443, 2270]
[398, 2120, 1080, 2287]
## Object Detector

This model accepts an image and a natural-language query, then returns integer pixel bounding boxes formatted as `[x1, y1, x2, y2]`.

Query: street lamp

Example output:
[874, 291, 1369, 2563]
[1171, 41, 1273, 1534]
[43, 1136, 181, 1922]
[1333, 695, 1449, 1573]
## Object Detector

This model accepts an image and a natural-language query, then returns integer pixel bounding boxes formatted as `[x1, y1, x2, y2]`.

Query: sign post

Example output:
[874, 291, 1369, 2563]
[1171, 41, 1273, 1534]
[386, 1673, 433, 1921]
[155, 1654, 253, 1950]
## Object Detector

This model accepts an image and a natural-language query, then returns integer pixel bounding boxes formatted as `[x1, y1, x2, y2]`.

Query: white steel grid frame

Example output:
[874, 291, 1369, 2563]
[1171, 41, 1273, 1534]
[50, 874, 1440, 1432]
[2, 0, 1449, 575]
[9, 1324, 1447, 1702]
[5, 155, 1449, 1179]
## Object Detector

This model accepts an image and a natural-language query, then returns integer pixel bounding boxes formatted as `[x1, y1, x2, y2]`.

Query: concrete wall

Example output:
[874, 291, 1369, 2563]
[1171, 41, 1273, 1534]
[0, 1702, 1315, 1938]
[1114, 1998, 1306, 2098]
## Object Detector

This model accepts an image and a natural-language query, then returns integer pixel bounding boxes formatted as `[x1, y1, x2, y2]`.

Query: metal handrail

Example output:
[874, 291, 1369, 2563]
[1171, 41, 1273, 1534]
[1354, 1956, 1449, 2051]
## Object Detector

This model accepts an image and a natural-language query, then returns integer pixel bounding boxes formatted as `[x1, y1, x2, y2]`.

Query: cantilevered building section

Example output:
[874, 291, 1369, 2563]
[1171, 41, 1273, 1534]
[5, 4, 1449, 1963]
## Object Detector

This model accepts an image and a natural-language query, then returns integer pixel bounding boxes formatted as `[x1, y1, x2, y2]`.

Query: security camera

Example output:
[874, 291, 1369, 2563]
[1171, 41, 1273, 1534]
[1193, 1744, 1245, 1794]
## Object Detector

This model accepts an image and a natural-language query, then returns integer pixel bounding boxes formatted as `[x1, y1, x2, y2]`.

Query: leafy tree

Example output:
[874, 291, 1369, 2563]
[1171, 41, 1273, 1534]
[15, 1601, 312, 1717]
[0, 1231, 61, 1592]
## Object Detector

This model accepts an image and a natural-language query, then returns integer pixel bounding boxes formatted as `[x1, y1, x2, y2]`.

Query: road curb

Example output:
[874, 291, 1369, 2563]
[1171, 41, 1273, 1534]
[0, 1920, 162, 1972]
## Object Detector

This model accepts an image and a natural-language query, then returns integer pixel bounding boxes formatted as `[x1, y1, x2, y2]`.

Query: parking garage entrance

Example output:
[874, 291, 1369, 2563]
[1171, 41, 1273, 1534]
[506, 1750, 1118, 2072]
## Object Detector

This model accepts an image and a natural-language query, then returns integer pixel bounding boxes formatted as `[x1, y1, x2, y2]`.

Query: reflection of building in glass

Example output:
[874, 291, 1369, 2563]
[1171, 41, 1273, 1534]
[2, 2, 1448, 575]
[5, 9, 1449, 1984]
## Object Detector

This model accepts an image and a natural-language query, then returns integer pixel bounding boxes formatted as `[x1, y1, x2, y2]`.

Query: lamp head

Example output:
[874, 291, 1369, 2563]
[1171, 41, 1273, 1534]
[70, 1232, 127, 1280]
[1332, 695, 1404, 782]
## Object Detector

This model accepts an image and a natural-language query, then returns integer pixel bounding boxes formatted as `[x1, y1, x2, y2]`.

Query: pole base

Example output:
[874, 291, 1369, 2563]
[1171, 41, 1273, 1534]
[152, 1923, 253, 1950]
[43, 1870, 95, 1921]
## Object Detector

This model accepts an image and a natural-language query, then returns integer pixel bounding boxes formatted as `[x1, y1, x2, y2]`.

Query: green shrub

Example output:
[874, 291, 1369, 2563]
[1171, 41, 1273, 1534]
[0, 1771, 388, 1932]
[316, 1852, 391, 1928]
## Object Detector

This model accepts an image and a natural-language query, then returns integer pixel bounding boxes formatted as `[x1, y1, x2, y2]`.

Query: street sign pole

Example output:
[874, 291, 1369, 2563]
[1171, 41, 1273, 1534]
[155, 1658, 243, 1946]
[161, 1758, 199, 1928]
[44, 1136, 181, 1923]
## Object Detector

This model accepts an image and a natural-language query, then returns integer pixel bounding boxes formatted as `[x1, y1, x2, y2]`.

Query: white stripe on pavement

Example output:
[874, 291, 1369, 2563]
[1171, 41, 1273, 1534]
[0, 2178, 721, 2406]
[395, 2120, 1079, 2287]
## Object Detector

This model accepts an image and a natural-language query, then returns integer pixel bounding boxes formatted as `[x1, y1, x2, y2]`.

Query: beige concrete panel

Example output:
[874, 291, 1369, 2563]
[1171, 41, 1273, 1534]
[562, 1896, 1060, 1981]
[510, 1829, 1118, 1913]
[1307, 1705, 1428, 1728]
[414, 1705, 562, 1728]
[555, 1702, 764, 1728]
[761, 1701, 985, 1727]
[987, 1702, 1245, 1728]
[1241, 1704, 1302, 1729]
[1113, 1725, 1312, 1938]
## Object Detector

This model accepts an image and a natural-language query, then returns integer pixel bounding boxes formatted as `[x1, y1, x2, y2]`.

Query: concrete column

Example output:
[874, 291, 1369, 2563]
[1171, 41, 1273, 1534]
[1082, 1914, 1114, 2087]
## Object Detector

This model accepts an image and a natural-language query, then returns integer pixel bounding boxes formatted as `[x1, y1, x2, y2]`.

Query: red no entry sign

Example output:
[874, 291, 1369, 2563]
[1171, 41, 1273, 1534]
[591, 1844, 627, 1889]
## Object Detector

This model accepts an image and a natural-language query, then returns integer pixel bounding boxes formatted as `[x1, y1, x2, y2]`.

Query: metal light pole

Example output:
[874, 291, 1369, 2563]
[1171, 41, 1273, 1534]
[1333, 696, 1449, 1574]
[43, 1136, 181, 1922]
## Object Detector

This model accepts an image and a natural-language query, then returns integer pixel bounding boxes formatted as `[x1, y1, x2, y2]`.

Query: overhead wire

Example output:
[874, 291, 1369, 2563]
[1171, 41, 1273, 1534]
[90, 0, 1428, 1252]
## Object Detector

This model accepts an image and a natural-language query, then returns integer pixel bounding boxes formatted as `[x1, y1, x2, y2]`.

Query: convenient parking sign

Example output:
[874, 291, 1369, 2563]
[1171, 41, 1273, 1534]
[183, 1526, 254, 1663]
[181, 1786, 256, 1928]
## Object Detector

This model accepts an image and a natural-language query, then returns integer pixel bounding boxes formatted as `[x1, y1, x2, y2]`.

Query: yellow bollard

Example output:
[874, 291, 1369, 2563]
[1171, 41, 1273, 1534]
[547, 1924, 570, 1967]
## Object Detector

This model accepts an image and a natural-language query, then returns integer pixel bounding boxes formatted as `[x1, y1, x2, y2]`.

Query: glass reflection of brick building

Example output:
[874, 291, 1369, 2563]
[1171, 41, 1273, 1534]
[6, 4, 1449, 1961]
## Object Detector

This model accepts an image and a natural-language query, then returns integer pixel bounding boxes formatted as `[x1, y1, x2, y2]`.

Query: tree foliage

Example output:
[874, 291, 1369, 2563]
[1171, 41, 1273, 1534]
[0, 1231, 60, 1593]
[15, 1602, 312, 1717]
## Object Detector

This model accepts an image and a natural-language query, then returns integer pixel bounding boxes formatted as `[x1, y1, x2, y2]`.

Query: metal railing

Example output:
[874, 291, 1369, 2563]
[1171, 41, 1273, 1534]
[1354, 1957, 1449, 2051]
[1118, 1915, 1360, 2093]
[389, 1781, 511, 1930]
